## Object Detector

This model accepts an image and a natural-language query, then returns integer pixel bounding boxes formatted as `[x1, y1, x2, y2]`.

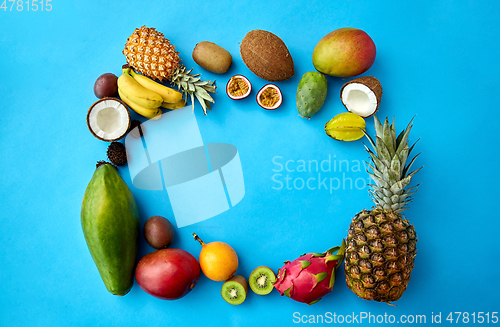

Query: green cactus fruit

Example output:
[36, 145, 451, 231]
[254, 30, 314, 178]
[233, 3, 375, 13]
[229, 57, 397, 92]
[296, 71, 328, 119]
[81, 163, 140, 296]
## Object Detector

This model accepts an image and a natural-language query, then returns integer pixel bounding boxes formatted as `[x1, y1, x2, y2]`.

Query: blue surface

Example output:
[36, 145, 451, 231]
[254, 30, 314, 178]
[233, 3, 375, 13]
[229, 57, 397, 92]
[1, 1, 499, 326]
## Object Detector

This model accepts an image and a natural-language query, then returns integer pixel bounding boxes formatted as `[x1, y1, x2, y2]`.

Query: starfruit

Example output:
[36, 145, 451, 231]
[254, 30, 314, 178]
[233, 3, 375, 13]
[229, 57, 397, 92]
[325, 112, 366, 141]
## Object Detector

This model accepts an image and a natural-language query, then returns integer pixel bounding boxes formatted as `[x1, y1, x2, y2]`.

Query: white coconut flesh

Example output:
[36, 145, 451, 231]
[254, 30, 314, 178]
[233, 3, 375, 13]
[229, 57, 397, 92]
[88, 99, 130, 141]
[341, 83, 378, 118]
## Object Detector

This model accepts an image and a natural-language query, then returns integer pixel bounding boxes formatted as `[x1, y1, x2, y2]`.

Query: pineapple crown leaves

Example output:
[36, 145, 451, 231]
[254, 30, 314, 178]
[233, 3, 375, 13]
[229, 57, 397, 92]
[362, 116, 423, 212]
[170, 65, 216, 115]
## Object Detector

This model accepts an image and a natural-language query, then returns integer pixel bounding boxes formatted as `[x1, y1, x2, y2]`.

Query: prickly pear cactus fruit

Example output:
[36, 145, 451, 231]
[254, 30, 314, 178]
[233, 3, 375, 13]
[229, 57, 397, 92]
[274, 240, 345, 305]
[296, 71, 328, 119]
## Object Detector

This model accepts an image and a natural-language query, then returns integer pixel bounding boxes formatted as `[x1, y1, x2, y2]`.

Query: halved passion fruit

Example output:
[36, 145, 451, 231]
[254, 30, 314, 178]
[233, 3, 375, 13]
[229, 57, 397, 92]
[87, 97, 131, 141]
[226, 75, 252, 100]
[256, 84, 282, 110]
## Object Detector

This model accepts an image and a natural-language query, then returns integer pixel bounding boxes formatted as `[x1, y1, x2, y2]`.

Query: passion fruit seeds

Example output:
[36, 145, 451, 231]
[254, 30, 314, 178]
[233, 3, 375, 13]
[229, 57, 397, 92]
[257, 84, 282, 110]
[227, 75, 252, 100]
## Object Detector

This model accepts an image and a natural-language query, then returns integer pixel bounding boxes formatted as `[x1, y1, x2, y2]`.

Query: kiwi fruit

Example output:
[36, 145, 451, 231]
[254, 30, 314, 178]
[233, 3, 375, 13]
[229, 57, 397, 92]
[192, 41, 232, 74]
[221, 275, 248, 305]
[143, 216, 175, 249]
[249, 266, 276, 295]
[240, 29, 294, 82]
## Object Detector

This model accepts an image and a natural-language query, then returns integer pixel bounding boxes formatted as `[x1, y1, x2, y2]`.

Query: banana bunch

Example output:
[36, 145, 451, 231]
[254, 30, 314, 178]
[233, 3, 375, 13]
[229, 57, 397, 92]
[118, 67, 186, 119]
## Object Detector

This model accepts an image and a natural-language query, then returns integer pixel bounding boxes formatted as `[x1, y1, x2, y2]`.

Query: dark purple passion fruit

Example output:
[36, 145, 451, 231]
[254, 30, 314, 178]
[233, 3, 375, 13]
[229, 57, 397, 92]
[226, 75, 252, 100]
[256, 84, 282, 110]
[94, 73, 119, 99]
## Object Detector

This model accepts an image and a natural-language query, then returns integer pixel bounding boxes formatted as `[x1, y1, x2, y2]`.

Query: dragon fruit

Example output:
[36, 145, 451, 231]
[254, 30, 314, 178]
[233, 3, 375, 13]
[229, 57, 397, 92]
[273, 240, 345, 305]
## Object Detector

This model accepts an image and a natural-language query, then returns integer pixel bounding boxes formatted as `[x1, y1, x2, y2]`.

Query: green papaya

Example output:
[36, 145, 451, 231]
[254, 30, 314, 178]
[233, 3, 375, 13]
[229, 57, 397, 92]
[81, 163, 139, 296]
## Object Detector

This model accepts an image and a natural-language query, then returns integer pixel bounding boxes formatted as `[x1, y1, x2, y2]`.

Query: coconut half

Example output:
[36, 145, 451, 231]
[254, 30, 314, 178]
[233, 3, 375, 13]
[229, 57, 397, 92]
[87, 97, 131, 141]
[340, 76, 382, 118]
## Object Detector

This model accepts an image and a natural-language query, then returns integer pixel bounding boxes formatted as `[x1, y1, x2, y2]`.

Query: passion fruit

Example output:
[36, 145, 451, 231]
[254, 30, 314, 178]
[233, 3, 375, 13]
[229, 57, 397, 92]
[226, 75, 252, 100]
[256, 84, 282, 110]
[94, 73, 119, 99]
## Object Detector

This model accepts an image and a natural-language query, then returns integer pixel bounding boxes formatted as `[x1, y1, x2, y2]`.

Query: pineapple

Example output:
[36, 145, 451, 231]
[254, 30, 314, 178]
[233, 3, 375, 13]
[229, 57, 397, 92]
[344, 116, 421, 303]
[123, 26, 216, 115]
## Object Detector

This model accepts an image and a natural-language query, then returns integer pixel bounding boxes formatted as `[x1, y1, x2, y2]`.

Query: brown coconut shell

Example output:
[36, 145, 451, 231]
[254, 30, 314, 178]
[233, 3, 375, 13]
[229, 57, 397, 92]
[240, 30, 294, 82]
[87, 97, 131, 142]
[340, 76, 383, 118]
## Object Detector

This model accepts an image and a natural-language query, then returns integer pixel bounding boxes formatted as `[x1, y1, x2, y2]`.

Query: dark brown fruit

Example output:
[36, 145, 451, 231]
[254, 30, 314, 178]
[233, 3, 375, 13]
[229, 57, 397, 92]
[94, 73, 119, 99]
[107, 142, 127, 166]
[257, 84, 282, 110]
[240, 30, 294, 82]
[144, 216, 175, 249]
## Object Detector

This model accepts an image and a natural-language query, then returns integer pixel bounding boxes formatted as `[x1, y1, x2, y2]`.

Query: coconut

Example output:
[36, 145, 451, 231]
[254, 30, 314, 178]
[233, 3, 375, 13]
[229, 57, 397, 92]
[240, 30, 294, 82]
[340, 76, 382, 118]
[87, 97, 131, 141]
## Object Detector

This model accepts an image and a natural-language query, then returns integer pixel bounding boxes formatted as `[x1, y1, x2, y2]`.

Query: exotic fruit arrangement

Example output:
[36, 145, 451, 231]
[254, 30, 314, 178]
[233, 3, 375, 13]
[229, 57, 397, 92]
[81, 20, 424, 307]
[344, 116, 421, 303]
[274, 241, 345, 305]
[123, 26, 216, 114]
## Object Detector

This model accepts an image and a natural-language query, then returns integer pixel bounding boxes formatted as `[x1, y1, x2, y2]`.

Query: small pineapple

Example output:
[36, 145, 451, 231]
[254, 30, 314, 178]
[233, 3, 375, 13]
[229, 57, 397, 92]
[344, 116, 421, 304]
[123, 26, 216, 115]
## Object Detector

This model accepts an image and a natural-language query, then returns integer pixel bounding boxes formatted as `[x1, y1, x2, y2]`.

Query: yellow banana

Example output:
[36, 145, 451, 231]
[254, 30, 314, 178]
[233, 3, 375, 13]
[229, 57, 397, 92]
[118, 89, 162, 120]
[117, 73, 163, 109]
[128, 68, 183, 104]
[161, 99, 186, 110]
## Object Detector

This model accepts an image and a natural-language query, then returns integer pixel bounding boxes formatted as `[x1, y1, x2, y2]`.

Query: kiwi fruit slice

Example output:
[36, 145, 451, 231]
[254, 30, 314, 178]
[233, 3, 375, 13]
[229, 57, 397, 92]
[249, 266, 276, 295]
[221, 275, 248, 305]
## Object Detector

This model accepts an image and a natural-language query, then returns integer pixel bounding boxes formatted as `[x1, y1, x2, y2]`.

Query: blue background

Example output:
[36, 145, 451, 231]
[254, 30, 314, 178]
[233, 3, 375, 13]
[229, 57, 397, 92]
[1, 0, 499, 326]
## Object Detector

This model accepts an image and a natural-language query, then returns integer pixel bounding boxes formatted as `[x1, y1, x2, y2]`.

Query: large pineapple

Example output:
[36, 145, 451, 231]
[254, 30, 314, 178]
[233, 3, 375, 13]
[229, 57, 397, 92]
[344, 116, 421, 303]
[123, 26, 216, 115]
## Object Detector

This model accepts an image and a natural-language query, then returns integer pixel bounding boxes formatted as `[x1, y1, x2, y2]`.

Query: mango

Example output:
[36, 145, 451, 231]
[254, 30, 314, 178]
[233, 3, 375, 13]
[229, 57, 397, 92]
[135, 248, 200, 300]
[313, 28, 376, 77]
[81, 163, 139, 296]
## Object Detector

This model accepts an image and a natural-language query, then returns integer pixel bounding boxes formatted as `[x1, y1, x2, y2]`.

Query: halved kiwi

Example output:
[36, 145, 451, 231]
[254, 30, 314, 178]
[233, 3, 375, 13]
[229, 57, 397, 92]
[249, 266, 276, 295]
[221, 275, 248, 305]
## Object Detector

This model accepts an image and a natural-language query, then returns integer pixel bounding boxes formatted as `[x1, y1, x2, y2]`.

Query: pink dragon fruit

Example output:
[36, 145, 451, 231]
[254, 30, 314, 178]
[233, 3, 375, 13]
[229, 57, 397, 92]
[273, 240, 345, 305]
